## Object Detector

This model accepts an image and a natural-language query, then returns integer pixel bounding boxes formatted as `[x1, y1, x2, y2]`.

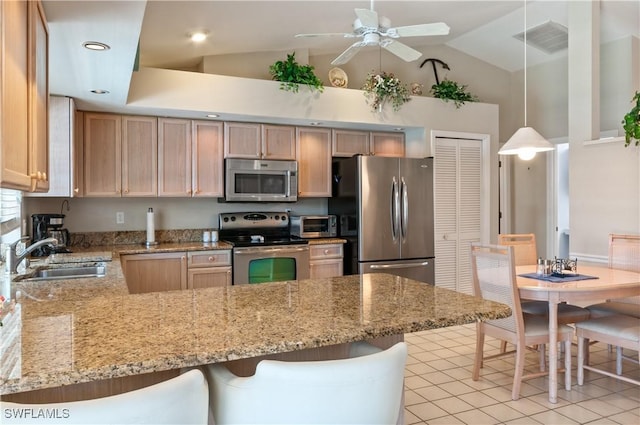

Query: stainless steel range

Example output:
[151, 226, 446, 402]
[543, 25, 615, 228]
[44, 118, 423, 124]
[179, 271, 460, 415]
[219, 212, 309, 285]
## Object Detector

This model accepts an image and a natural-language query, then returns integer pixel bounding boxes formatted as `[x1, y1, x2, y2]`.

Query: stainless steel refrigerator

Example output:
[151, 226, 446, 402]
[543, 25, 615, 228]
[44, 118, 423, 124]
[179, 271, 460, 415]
[329, 156, 435, 283]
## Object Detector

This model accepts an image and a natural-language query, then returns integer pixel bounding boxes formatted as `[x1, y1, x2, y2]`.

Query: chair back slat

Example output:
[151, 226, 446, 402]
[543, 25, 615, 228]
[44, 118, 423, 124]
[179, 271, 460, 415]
[471, 243, 521, 333]
[498, 233, 537, 266]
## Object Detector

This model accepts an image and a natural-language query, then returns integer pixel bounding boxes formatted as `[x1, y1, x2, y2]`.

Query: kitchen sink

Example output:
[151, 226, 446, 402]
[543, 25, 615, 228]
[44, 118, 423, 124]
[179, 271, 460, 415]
[14, 265, 106, 282]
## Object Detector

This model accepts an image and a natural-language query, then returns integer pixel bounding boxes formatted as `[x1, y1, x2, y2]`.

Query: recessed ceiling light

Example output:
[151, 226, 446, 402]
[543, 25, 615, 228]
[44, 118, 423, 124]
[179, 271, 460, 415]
[206, 114, 219, 118]
[393, 127, 404, 131]
[190, 32, 208, 42]
[309, 122, 322, 126]
[83, 41, 110, 51]
[90, 89, 110, 94]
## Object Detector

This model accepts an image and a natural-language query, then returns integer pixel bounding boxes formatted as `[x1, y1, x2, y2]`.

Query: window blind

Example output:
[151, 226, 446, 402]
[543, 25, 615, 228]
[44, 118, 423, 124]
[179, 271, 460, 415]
[0, 189, 22, 236]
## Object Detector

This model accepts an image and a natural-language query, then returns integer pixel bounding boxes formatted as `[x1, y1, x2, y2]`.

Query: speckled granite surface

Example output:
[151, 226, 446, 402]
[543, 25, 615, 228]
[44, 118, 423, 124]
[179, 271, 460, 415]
[0, 258, 510, 395]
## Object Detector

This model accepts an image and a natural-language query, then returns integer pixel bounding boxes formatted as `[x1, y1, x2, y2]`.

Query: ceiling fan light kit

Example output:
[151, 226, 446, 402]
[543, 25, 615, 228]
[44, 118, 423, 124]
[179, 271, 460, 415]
[295, 1, 449, 65]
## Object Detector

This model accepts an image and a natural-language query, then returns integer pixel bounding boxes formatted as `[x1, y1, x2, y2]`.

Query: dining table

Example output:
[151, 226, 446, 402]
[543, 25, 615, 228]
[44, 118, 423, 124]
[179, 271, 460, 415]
[516, 263, 640, 403]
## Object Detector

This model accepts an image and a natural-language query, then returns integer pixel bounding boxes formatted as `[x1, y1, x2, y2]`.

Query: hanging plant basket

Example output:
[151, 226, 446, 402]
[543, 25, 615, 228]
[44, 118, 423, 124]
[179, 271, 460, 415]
[430, 78, 478, 109]
[362, 71, 411, 112]
[622, 91, 640, 147]
[268, 52, 324, 93]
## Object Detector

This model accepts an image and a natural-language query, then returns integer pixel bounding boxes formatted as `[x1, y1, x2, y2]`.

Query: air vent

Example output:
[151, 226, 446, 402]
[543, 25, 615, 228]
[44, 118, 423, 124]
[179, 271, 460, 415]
[514, 21, 568, 54]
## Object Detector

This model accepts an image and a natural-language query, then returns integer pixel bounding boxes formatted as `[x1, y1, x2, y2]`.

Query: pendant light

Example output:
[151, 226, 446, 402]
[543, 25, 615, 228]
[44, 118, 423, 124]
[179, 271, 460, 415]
[499, 0, 554, 160]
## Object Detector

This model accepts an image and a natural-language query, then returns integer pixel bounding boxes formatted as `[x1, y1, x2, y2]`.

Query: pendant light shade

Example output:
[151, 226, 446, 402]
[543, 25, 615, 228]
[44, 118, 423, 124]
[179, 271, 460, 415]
[499, 126, 554, 159]
[499, 0, 554, 160]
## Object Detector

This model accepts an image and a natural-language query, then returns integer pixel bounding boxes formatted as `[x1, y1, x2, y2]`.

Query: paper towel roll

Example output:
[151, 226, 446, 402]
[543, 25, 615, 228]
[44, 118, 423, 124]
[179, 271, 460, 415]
[146, 208, 155, 243]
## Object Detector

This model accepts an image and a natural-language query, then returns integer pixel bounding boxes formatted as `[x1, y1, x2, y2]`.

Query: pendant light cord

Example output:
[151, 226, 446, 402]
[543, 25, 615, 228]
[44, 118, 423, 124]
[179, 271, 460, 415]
[523, 0, 527, 127]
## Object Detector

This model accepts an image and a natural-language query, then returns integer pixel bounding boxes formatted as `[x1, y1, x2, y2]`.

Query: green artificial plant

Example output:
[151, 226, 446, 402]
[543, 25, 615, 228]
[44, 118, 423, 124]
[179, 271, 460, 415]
[430, 78, 478, 109]
[622, 91, 640, 147]
[269, 52, 324, 93]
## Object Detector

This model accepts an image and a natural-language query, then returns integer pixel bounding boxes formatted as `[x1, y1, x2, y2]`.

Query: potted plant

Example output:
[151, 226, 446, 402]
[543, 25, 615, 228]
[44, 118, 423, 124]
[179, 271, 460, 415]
[430, 78, 478, 109]
[362, 71, 411, 112]
[622, 91, 640, 147]
[269, 52, 324, 93]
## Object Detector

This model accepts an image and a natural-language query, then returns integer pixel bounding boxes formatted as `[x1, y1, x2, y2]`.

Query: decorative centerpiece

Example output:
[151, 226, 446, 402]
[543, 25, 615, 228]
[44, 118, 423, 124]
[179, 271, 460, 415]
[269, 52, 324, 93]
[622, 91, 640, 147]
[430, 78, 478, 109]
[362, 71, 411, 112]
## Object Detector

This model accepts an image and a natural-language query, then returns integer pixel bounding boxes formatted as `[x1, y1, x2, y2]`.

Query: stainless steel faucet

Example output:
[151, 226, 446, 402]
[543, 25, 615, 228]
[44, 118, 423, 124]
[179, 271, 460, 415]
[6, 236, 58, 274]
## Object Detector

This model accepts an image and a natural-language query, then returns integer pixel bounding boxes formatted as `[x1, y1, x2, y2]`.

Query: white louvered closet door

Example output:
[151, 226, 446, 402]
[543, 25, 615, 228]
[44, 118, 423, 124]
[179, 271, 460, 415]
[434, 138, 482, 294]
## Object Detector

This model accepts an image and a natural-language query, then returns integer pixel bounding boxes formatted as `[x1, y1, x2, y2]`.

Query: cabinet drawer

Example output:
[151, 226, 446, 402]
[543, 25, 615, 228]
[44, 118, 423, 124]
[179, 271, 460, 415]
[188, 250, 231, 267]
[309, 244, 343, 259]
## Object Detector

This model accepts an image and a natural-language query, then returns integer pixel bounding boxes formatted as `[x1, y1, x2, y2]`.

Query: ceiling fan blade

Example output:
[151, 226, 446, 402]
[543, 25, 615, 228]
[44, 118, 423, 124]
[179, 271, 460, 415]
[331, 41, 365, 65]
[295, 32, 357, 39]
[354, 8, 379, 29]
[380, 39, 422, 62]
[387, 22, 450, 38]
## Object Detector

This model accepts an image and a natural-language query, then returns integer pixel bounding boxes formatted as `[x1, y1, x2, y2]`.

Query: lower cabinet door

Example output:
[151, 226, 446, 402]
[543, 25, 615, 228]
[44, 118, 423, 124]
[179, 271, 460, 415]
[187, 267, 232, 289]
[310, 259, 343, 279]
[121, 252, 187, 294]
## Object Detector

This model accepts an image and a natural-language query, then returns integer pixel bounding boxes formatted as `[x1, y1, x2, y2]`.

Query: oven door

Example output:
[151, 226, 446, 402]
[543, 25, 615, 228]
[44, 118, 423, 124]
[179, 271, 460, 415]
[233, 245, 310, 285]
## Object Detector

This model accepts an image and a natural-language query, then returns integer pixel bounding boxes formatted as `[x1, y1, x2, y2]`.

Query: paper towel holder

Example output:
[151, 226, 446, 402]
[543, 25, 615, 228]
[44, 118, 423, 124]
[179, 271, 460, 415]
[145, 207, 159, 247]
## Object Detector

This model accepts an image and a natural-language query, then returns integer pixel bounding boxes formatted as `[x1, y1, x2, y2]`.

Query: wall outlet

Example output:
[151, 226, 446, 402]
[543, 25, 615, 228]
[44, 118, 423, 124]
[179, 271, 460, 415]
[116, 212, 125, 224]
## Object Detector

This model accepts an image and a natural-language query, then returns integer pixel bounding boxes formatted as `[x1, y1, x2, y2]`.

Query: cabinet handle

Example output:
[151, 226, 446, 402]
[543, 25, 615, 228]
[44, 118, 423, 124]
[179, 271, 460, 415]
[41, 172, 47, 180]
[187, 190, 192, 195]
[324, 249, 329, 254]
[73, 188, 79, 193]
[124, 188, 129, 194]
[208, 256, 214, 262]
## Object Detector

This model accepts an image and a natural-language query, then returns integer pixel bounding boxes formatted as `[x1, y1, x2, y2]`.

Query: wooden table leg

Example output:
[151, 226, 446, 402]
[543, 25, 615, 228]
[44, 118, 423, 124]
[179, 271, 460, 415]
[548, 297, 559, 403]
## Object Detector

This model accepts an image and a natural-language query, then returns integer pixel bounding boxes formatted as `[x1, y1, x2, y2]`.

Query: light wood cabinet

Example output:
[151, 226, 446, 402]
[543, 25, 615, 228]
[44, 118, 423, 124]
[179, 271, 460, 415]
[158, 118, 192, 197]
[28, 0, 49, 192]
[83, 113, 121, 196]
[309, 243, 344, 278]
[296, 127, 332, 197]
[187, 250, 232, 289]
[192, 120, 224, 197]
[121, 252, 188, 294]
[122, 115, 157, 197]
[370, 132, 405, 157]
[0, 0, 31, 190]
[331, 130, 405, 158]
[84, 113, 157, 197]
[332, 129, 370, 157]
[224, 122, 295, 160]
[26, 96, 81, 198]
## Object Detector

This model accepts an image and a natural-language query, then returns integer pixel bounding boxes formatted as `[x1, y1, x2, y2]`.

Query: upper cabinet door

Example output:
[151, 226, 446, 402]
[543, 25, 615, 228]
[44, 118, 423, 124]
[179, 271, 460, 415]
[296, 127, 331, 197]
[370, 132, 405, 157]
[192, 120, 224, 197]
[0, 0, 31, 190]
[262, 125, 296, 160]
[331, 129, 370, 157]
[158, 118, 192, 197]
[122, 115, 157, 197]
[224, 122, 261, 158]
[84, 113, 122, 197]
[28, 0, 49, 192]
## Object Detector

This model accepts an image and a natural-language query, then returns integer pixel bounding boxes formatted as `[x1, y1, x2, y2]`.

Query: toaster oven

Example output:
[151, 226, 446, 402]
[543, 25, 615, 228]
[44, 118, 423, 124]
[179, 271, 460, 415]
[290, 215, 337, 239]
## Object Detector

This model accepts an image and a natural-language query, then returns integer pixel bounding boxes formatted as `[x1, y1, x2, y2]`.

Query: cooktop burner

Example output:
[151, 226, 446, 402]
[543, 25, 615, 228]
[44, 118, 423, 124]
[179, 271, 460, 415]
[218, 212, 308, 247]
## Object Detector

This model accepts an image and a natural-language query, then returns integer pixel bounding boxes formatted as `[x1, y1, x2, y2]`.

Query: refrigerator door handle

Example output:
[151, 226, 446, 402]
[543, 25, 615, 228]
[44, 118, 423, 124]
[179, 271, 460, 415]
[401, 177, 408, 241]
[369, 261, 431, 270]
[391, 177, 399, 241]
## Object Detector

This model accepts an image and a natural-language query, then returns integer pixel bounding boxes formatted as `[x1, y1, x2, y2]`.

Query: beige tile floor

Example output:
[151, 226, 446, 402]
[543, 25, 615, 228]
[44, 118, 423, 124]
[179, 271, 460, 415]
[403, 324, 640, 424]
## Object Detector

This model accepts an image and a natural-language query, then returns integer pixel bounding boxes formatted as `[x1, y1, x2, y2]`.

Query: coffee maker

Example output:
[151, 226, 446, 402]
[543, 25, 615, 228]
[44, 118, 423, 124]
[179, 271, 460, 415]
[31, 214, 72, 257]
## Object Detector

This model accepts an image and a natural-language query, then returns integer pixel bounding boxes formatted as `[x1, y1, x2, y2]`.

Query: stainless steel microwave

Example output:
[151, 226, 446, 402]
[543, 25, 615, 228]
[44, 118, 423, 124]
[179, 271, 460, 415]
[290, 215, 337, 238]
[225, 158, 298, 202]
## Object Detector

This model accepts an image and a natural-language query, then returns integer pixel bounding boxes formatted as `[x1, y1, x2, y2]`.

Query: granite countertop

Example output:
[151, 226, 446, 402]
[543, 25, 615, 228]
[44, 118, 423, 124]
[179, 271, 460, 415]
[0, 256, 510, 396]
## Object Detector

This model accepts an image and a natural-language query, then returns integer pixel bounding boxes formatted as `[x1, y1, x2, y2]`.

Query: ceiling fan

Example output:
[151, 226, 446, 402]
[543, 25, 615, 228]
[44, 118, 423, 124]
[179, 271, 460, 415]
[294, 0, 450, 65]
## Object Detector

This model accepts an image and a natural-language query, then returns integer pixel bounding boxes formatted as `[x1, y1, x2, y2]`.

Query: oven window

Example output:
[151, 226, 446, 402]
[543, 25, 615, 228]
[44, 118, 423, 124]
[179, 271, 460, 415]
[248, 258, 296, 284]
[235, 174, 286, 195]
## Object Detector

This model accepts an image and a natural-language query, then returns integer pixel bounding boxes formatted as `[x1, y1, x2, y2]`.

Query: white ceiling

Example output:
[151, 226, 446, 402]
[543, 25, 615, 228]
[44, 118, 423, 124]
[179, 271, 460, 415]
[42, 0, 639, 114]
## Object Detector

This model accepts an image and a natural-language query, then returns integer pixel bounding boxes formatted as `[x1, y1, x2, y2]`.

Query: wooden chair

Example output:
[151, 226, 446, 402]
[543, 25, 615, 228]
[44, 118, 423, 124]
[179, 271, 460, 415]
[0, 369, 209, 424]
[497, 233, 590, 352]
[497, 233, 538, 266]
[587, 234, 640, 319]
[470, 243, 573, 400]
[204, 341, 407, 424]
[576, 315, 640, 386]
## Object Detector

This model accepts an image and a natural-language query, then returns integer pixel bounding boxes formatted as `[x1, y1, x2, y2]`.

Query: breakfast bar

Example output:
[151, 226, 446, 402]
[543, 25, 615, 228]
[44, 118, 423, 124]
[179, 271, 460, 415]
[1, 257, 510, 401]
